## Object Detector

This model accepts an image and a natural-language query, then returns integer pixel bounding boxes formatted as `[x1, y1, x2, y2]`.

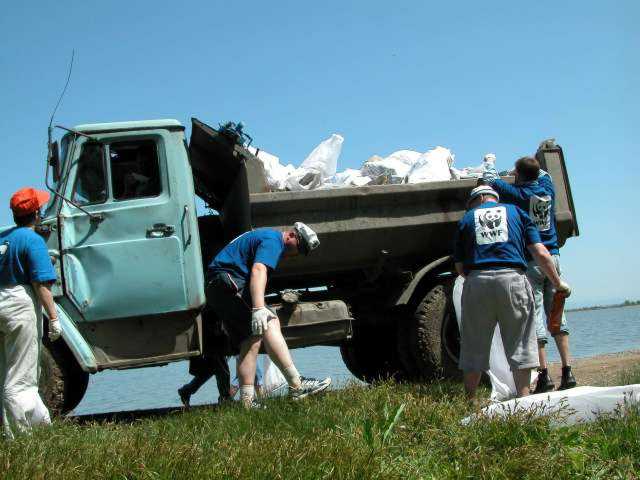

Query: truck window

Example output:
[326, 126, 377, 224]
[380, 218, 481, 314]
[109, 140, 161, 201]
[72, 142, 108, 205]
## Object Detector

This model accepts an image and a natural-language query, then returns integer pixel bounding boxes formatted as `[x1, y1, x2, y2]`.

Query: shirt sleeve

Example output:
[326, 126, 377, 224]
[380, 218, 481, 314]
[491, 179, 530, 204]
[254, 236, 284, 270]
[519, 208, 542, 245]
[537, 171, 555, 195]
[26, 235, 57, 283]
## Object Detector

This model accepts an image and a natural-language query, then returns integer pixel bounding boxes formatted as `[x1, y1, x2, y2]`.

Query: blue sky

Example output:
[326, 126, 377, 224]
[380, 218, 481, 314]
[0, 1, 637, 307]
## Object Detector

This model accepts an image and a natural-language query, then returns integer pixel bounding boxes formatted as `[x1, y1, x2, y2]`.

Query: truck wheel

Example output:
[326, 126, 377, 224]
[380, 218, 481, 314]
[39, 340, 89, 416]
[396, 281, 461, 381]
[340, 318, 406, 383]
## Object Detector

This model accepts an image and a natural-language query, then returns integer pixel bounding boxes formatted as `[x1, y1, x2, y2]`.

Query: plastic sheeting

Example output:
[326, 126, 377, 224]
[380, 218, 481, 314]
[462, 385, 640, 426]
[284, 134, 344, 191]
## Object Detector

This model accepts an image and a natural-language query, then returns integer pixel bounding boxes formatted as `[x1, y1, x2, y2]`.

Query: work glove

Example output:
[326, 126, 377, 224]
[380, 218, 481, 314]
[49, 318, 62, 341]
[555, 280, 572, 298]
[251, 307, 277, 336]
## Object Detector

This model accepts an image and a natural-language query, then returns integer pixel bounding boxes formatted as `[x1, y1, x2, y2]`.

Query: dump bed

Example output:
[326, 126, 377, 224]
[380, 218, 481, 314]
[252, 141, 578, 287]
[189, 119, 578, 289]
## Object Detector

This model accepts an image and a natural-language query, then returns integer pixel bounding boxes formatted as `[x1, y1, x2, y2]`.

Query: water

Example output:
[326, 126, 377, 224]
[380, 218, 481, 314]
[73, 305, 640, 415]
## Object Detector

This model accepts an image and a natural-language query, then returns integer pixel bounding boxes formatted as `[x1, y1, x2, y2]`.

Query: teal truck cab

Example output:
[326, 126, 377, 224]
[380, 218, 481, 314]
[31, 118, 578, 414]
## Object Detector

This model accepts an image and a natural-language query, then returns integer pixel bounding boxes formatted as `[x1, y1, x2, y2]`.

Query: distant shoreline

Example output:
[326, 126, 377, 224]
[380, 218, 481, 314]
[567, 302, 640, 313]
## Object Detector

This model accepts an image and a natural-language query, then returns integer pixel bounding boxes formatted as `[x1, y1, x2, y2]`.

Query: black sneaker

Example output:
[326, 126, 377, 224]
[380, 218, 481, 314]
[559, 366, 577, 390]
[178, 387, 191, 408]
[289, 377, 332, 401]
[533, 369, 555, 394]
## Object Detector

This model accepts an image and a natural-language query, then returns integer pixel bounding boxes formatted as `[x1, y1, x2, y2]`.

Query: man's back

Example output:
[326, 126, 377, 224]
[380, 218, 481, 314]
[491, 175, 559, 254]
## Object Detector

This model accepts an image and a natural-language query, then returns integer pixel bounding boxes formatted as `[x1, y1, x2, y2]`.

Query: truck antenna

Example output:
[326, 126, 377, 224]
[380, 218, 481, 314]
[49, 49, 74, 136]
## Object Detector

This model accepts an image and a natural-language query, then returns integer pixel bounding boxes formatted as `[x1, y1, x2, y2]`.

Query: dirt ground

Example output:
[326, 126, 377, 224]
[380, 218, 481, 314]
[547, 349, 640, 386]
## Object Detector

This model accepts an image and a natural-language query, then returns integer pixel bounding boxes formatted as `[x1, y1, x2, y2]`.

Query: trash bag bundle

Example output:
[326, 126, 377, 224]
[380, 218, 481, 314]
[252, 133, 494, 192]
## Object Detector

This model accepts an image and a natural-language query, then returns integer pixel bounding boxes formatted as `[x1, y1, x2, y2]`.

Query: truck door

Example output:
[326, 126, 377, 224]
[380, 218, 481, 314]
[59, 130, 203, 323]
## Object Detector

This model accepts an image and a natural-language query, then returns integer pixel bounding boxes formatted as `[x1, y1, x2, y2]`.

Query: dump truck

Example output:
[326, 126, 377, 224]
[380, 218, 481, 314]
[19, 118, 578, 414]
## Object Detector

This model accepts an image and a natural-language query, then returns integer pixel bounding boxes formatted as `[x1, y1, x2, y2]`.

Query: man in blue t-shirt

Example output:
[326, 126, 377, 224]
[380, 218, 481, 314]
[180, 222, 331, 409]
[483, 156, 576, 393]
[453, 185, 571, 400]
[1, 187, 61, 439]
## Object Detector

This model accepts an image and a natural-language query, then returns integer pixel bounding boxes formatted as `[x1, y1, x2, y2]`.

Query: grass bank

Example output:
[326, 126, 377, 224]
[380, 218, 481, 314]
[2, 367, 640, 479]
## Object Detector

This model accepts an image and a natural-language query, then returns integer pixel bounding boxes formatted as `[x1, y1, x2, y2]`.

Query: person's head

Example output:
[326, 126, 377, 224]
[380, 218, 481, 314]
[467, 185, 499, 209]
[282, 222, 320, 257]
[10, 188, 50, 228]
[514, 156, 540, 183]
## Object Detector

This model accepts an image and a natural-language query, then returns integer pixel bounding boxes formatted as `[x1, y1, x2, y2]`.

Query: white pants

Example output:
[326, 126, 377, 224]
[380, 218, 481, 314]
[0, 285, 51, 440]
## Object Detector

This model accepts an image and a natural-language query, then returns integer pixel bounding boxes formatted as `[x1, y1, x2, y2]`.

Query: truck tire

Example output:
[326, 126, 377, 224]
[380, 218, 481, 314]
[39, 339, 89, 416]
[340, 313, 406, 383]
[396, 280, 462, 381]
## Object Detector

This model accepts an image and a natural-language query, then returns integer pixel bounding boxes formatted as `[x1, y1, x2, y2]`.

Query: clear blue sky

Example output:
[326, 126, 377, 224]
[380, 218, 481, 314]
[1, 1, 637, 307]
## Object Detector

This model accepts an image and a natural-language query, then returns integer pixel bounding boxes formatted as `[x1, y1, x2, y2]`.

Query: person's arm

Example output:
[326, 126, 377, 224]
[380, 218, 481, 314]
[31, 281, 57, 319]
[526, 243, 569, 295]
[453, 218, 466, 277]
[31, 281, 62, 341]
[490, 179, 529, 204]
[249, 262, 269, 309]
[249, 262, 277, 336]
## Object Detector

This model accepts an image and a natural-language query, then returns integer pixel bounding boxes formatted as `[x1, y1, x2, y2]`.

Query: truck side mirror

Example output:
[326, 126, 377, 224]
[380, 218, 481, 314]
[49, 140, 61, 183]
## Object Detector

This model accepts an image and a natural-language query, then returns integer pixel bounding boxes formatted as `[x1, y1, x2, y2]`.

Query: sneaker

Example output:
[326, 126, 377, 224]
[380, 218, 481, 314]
[533, 369, 555, 394]
[559, 366, 577, 390]
[178, 387, 191, 408]
[289, 376, 332, 401]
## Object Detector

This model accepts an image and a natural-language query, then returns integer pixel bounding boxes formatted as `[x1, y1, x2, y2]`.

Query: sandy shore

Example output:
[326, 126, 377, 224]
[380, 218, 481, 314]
[547, 349, 640, 386]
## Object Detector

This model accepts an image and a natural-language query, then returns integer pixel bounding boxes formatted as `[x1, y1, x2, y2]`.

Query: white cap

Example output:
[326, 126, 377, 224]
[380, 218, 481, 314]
[468, 185, 499, 205]
[293, 222, 320, 255]
[483, 153, 496, 165]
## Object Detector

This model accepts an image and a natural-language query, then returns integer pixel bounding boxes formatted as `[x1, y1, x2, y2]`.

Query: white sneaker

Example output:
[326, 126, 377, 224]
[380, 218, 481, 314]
[289, 377, 332, 401]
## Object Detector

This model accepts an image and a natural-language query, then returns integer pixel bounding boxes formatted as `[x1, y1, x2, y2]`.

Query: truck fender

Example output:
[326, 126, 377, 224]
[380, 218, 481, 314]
[394, 255, 453, 306]
[53, 304, 98, 373]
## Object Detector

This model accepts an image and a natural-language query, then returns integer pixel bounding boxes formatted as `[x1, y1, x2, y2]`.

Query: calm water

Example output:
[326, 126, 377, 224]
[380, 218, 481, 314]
[73, 305, 640, 415]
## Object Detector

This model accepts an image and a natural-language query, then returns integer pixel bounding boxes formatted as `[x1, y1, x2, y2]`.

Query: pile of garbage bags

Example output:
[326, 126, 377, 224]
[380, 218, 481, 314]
[248, 134, 494, 192]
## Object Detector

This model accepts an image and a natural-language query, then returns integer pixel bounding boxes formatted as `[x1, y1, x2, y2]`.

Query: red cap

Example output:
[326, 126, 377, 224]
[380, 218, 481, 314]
[10, 188, 50, 217]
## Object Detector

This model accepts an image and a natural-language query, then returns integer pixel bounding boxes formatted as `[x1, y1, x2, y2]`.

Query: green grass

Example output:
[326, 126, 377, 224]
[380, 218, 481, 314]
[2, 368, 640, 479]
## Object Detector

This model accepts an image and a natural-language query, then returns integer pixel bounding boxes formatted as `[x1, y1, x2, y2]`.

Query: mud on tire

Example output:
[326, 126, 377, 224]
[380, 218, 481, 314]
[39, 337, 89, 416]
[396, 279, 462, 381]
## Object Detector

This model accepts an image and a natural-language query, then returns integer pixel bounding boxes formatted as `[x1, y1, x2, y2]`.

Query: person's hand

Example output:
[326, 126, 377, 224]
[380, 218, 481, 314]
[555, 280, 571, 298]
[482, 165, 499, 183]
[251, 307, 276, 336]
[49, 318, 62, 341]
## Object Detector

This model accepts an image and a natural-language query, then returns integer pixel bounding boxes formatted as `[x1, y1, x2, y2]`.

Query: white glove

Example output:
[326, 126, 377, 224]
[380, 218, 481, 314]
[49, 318, 62, 341]
[556, 280, 572, 298]
[251, 307, 276, 336]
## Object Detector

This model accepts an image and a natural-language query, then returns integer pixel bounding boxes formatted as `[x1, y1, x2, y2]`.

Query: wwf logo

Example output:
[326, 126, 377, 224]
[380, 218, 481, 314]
[479, 209, 502, 230]
[532, 199, 551, 219]
[0, 243, 8, 256]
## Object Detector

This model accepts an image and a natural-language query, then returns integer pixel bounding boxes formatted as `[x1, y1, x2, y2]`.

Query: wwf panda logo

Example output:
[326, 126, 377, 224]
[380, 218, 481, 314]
[474, 206, 509, 245]
[0, 242, 8, 256]
[530, 195, 552, 231]
[479, 209, 502, 230]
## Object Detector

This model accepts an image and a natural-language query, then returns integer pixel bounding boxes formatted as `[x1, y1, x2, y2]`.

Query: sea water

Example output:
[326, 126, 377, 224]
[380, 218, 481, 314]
[73, 305, 640, 415]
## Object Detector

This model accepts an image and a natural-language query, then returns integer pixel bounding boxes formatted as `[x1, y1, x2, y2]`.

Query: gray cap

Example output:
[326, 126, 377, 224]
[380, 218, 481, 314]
[293, 222, 320, 255]
[468, 185, 499, 205]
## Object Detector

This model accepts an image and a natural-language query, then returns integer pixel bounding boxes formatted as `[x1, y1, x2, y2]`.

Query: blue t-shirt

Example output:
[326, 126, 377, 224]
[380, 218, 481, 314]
[0, 227, 57, 287]
[453, 201, 541, 272]
[488, 174, 559, 254]
[208, 229, 285, 283]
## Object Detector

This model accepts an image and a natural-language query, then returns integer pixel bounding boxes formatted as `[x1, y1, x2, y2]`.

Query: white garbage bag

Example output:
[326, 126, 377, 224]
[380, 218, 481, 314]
[406, 146, 453, 184]
[321, 168, 372, 189]
[452, 275, 536, 402]
[262, 356, 287, 396]
[285, 134, 343, 191]
[361, 151, 420, 184]
[248, 147, 296, 191]
[462, 385, 640, 427]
